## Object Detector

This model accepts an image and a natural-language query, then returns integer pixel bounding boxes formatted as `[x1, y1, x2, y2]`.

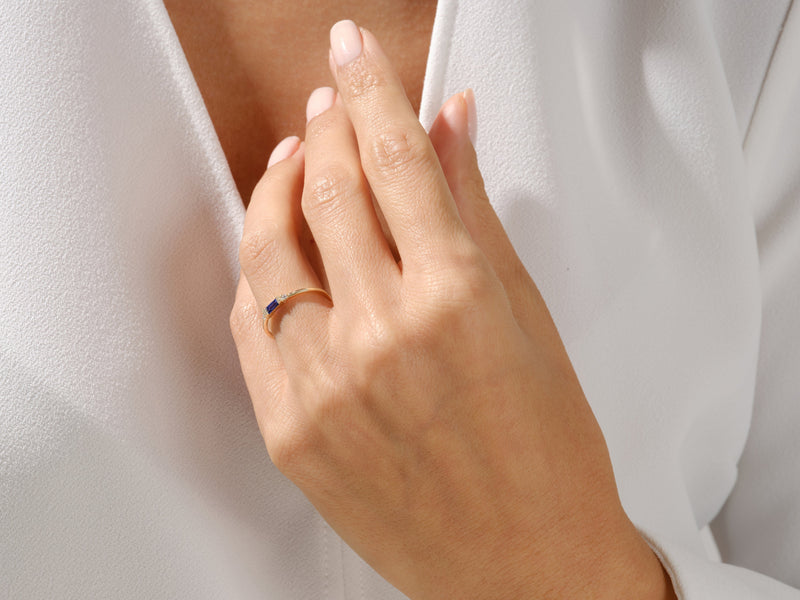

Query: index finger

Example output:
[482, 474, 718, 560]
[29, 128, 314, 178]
[328, 20, 471, 267]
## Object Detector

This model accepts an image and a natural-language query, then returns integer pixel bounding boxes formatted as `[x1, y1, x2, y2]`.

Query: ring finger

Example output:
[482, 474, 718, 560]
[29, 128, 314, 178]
[238, 138, 331, 349]
[302, 86, 399, 308]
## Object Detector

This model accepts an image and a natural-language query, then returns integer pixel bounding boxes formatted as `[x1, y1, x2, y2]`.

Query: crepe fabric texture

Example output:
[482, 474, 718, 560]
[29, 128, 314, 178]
[1, 0, 799, 598]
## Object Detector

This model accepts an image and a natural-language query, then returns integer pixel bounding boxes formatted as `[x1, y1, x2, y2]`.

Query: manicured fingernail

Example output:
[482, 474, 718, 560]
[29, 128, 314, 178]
[330, 20, 363, 66]
[440, 95, 462, 133]
[462, 88, 477, 146]
[267, 136, 301, 168]
[441, 91, 477, 147]
[306, 86, 336, 122]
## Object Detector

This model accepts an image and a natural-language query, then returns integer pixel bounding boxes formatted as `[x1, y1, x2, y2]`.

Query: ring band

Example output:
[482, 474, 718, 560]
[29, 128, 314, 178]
[262, 287, 332, 336]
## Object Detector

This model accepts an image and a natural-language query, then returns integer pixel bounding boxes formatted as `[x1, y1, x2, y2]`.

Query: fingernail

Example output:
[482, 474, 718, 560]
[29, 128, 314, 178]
[441, 91, 477, 147]
[462, 88, 477, 146]
[267, 136, 301, 168]
[330, 20, 363, 66]
[440, 95, 462, 133]
[306, 86, 336, 122]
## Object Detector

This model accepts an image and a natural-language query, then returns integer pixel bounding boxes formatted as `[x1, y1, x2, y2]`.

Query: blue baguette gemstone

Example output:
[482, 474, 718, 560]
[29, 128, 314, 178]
[266, 299, 280, 314]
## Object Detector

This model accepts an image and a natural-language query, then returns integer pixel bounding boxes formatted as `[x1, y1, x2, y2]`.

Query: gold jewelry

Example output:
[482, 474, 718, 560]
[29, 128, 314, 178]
[262, 287, 332, 336]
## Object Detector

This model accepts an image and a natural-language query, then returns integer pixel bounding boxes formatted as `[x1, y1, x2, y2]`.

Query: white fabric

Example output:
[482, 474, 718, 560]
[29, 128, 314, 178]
[1, 0, 798, 597]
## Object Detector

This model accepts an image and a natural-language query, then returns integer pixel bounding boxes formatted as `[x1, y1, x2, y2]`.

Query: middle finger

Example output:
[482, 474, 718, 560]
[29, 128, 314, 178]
[328, 20, 472, 268]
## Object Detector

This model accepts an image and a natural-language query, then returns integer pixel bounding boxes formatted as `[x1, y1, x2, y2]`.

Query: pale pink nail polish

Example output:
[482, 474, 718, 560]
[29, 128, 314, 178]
[306, 86, 336, 122]
[330, 20, 363, 66]
[462, 88, 478, 146]
[440, 91, 477, 147]
[440, 96, 462, 133]
[267, 136, 300, 168]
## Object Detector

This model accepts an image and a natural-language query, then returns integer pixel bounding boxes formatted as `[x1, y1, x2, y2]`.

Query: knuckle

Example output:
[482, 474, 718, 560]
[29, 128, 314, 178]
[452, 243, 491, 275]
[449, 261, 495, 307]
[302, 167, 359, 219]
[304, 371, 349, 425]
[263, 389, 321, 476]
[413, 247, 495, 328]
[300, 319, 402, 419]
[349, 318, 401, 374]
[344, 318, 422, 402]
[437, 245, 491, 297]
[238, 228, 282, 275]
[251, 165, 295, 200]
[266, 429, 314, 475]
[341, 60, 387, 100]
[304, 111, 339, 144]
[367, 128, 430, 177]
[229, 300, 259, 342]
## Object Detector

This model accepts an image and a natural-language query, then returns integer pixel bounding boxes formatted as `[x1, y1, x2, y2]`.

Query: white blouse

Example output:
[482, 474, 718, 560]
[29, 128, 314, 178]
[1, 0, 798, 597]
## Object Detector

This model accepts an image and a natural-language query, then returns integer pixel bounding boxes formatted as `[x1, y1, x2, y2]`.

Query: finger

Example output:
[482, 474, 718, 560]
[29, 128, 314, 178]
[239, 138, 331, 345]
[302, 86, 399, 304]
[230, 271, 289, 437]
[328, 20, 471, 267]
[428, 90, 554, 336]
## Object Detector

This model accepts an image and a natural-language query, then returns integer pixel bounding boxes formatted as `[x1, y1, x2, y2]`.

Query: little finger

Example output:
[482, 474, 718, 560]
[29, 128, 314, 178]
[239, 139, 331, 350]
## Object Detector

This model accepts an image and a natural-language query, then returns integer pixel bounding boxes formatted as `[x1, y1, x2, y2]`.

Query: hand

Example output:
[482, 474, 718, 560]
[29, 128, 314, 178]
[231, 20, 675, 600]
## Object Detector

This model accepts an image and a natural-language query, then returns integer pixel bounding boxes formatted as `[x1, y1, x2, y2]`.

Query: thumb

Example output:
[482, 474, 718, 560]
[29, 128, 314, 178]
[429, 90, 552, 336]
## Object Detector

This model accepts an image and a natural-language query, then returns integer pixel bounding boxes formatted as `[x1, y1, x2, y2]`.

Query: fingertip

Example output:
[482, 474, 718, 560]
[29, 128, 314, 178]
[429, 92, 469, 163]
[330, 19, 363, 67]
[441, 92, 468, 137]
[462, 88, 478, 146]
[267, 135, 302, 169]
[306, 87, 337, 123]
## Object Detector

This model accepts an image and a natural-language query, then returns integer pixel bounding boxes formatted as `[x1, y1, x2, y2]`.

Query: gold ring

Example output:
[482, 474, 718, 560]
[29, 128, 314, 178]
[262, 287, 332, 336]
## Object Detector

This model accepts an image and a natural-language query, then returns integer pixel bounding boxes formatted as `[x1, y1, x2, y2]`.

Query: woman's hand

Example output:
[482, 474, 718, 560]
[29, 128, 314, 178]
[231, 20, 675, 600]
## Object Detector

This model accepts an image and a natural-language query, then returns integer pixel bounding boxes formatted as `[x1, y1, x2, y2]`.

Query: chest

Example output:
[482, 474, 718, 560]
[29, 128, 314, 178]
[164, 0, 437, 204]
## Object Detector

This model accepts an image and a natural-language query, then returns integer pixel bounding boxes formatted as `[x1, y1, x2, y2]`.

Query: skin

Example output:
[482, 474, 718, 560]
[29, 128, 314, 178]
[226, 17, 679, 600]
[166, 1, 678, 596]
[163, 0, 437, 203]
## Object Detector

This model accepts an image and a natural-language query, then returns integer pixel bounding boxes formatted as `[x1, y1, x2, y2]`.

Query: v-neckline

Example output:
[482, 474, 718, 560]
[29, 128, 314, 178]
[150, 0, 458, 217]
